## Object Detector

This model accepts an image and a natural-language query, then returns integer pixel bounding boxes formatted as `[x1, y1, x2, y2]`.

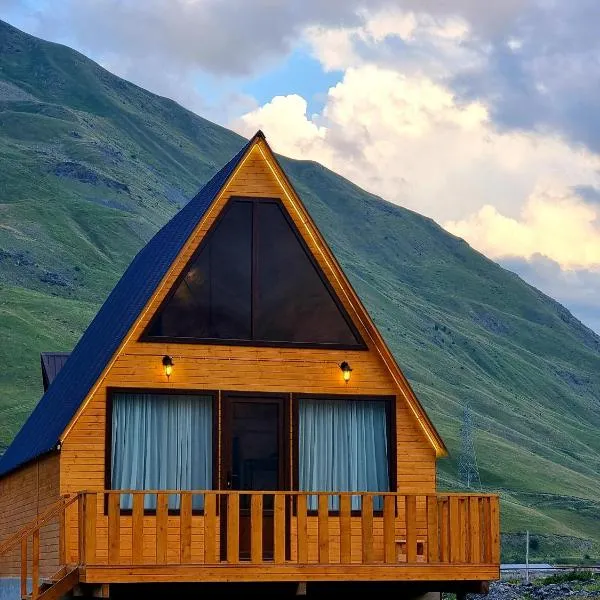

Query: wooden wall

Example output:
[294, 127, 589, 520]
[0, 453, 60, 577]
[59, 142, 437, 562]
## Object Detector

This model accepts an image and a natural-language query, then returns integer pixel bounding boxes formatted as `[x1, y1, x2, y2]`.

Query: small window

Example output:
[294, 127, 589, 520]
[111, 392, 213, 509]
[298, 398, 390, 509]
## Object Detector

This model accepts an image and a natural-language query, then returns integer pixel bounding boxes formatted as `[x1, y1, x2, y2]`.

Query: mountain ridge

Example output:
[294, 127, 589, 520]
[1, 18, 599, 558]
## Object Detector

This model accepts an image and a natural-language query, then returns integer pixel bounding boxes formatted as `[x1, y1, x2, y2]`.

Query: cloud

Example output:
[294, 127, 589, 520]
[445, 188, 600, 270]
[234, 63, 600, 224]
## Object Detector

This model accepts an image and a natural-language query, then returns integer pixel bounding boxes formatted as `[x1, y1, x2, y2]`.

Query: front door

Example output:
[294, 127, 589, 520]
[221, 394, 287, 560]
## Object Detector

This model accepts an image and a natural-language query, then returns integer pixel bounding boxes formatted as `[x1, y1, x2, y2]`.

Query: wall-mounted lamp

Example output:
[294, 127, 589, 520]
[340, 361, 352, 383]
[162, 355, 174, 379]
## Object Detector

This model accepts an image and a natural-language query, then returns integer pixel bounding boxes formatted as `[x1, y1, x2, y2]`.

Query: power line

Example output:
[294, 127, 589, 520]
[458, 402, 481, 489]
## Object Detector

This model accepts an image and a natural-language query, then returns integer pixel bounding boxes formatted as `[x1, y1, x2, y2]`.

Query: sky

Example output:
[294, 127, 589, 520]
[1, 0, 600, 335]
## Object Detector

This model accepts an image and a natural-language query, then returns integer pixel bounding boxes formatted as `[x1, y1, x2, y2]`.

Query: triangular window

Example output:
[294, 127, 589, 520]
[145, 199, 364, 347]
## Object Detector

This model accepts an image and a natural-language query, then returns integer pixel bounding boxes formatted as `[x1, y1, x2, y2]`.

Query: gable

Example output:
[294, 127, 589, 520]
[0, 131, 447, 479]
[144, 197, 364, 348]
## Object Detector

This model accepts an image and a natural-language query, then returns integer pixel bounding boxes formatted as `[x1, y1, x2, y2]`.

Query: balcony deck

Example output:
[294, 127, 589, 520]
[72, 490, 500, 585]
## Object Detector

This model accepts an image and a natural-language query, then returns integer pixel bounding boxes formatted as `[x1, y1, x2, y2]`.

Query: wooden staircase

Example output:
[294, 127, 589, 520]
[0, 494, 80, 600]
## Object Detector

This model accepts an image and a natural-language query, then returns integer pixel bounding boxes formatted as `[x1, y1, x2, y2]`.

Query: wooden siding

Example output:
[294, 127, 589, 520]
[0, 453, 60, 577]
[59, 143, 437, 563]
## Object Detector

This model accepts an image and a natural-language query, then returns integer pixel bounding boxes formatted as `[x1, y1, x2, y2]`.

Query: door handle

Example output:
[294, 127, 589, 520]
[226, 472, 232, 489]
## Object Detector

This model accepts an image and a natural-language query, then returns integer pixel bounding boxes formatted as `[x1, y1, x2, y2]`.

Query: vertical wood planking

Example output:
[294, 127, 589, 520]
[362, 495, 374, 564]
[405, 495, 417, 564]
[156, 493, 169, 565]
[204, 493, 217, 563]
[251, 494, 263, 564]
[132, 494, 144, 565]
[58, 508, 66, 566]
[20, 538, 27, 599]
[482, 497, 492, 563]
[180, 493, 192, 564]
[459, 498, 468, 563]
[297, 495, 308, 564]
[449, 496, 461, 563]
[108, 493, 120, 565]
[427, 495, 439, 563]
[469, 496, 481, 564]
[383, 495, 395, 564]
[490, 496, 501, 564]
[84, 493, 97, 565]
[227, 493, 240, 564]
[440, 497, 450, 563]
[32, 529, 39, 599]
[274, 494, 285, 564]
[339, 495, 351, 564]
[318, 495, 329, 564]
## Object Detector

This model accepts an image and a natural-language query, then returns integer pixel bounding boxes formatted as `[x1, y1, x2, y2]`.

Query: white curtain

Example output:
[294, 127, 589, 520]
[111, 393, 212, 509]
[299, 399, 389, 509]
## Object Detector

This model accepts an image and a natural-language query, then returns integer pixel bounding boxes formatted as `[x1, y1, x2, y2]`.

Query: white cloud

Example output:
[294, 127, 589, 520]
[233, 8, 600, 275]
[446, 188, 600, 270]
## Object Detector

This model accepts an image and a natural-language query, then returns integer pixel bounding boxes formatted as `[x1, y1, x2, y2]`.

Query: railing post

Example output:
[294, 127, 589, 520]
[20, 537, 27, 599]
[427, 495, 439, 563]
[405, 495, 417, 564]
[59, 502, 66, 566]
[79, 492, 97, 565]
[31, 529, 39, 599]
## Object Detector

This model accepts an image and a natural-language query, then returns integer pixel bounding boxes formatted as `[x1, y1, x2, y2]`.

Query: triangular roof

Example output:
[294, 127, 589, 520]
[0, 132, 446, 477]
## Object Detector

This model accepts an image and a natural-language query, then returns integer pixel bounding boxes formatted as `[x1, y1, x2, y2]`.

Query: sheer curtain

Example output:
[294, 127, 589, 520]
[299, 399, 390, 509]
[111, 393, 212, 509]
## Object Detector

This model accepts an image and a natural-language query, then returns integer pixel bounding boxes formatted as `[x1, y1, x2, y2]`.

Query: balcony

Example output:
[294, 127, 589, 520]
[69, 490, 499, 585]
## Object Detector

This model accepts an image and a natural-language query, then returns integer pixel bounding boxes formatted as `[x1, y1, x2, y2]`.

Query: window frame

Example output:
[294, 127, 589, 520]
[291, 393, 397, 515]
[140, 197, 367, 350]
[105, 387, 219, 516]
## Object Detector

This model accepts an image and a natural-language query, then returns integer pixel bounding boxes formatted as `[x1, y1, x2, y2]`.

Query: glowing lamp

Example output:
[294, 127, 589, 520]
[162, 355, 174, 378]
[340, 361, 352, 383]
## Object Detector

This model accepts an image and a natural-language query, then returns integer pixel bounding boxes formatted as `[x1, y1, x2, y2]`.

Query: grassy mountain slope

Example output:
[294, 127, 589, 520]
[1, 19, 599, 558]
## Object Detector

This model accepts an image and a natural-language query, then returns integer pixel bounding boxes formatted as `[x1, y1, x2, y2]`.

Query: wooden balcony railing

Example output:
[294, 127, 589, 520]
[76, 491, 500, 570]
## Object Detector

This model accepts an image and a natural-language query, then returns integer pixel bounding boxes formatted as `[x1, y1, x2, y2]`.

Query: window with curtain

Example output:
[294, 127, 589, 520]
[298, 398, 390, 509]
[111, 392, 213, 509]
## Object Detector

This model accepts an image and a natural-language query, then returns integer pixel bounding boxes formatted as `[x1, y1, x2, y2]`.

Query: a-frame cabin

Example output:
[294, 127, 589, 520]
[0, 132, 500, 599]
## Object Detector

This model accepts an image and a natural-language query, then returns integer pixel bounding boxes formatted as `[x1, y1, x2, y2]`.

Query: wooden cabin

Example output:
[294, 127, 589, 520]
[0, 132, 500, 599]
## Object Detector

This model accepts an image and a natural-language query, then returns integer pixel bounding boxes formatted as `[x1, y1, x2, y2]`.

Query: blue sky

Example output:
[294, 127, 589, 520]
[1, 0, 599, 335]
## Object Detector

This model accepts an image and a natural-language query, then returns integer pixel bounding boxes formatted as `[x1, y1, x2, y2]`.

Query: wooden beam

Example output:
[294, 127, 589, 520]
[204, 493, 217, 564]
[339, 495, 351, 564]
[81, 563, 500, 584]
[251, 494, 263, 564]
[427, 495, 439, 564]
[318, 495, 329, 564]
[297, 495, 308, 564]
[274, 494, 285, 564]
[227, 493, 240, 564]
[362, 495, 374, 564]
[180, 493, 192, 564]
[405, 495, 417, 564]
[132, 494, 144, 565]
[383, 495, 395, 564]
[108, 493, 120, 565]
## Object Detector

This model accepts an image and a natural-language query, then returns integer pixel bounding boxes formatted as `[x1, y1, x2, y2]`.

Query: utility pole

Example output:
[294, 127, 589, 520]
[526, 530, 530, 584]
[458, 403, 481, 489]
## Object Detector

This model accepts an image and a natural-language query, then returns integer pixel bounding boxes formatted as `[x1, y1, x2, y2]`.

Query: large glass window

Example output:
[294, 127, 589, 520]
[145, 199, 363, 347]
[111, 392, 213, 509]
[298, 398, 390, 508]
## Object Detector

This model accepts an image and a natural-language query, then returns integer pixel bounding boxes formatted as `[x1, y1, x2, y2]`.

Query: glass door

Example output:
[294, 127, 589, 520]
[221, 394, 287, 560]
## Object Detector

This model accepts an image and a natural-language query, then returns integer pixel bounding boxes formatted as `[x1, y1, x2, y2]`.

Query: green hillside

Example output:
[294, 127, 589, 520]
[1, 19, 599, 560]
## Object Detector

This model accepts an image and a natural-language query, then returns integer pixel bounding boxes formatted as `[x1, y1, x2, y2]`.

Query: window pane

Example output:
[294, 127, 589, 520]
[111, 393, 213, 509]
[254, 202, 361, 345]
[147, 200, 252, 340]
[298, 399, 389, 509]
